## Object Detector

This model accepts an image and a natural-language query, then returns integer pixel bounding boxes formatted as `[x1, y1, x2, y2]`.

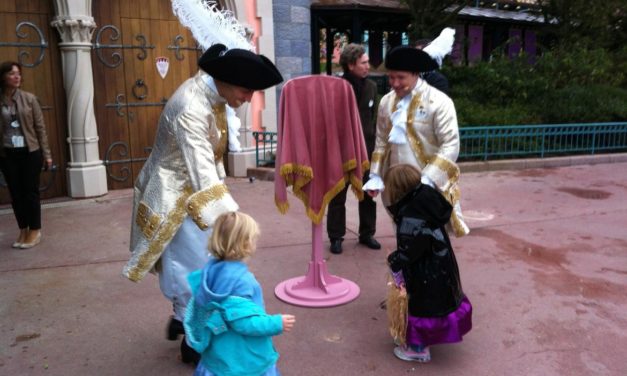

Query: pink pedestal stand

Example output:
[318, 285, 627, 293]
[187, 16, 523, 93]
[275, 224, 360, 307]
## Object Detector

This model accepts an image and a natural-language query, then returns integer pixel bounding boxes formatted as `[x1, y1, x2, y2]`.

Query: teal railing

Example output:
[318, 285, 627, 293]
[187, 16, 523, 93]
[460, 122, 627, 160]
[253, 122, 627, 166]
[252, 131, 278, 167]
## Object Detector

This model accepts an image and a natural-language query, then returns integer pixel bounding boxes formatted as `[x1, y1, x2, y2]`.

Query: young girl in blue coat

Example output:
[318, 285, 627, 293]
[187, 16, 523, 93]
[184, 211, 296, 376]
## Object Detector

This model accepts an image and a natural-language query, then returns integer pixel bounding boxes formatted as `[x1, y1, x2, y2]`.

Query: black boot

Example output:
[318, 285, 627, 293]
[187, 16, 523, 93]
[330, 239, 343, 254]
[180, 336, 200, 365]
[359, 236, 381, 250]
[167, 317, 185, 341]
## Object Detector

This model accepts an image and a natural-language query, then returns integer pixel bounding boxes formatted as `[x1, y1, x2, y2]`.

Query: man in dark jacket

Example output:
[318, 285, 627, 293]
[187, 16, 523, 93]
[327, 43, 380, 254]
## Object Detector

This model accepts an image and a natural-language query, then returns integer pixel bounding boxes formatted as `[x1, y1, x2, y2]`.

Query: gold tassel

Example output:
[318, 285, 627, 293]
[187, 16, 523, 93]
[386, 279, 408, 347]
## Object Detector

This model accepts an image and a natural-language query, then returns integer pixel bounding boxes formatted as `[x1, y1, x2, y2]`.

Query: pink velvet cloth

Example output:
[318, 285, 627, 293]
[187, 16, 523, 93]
[274, 75, 369, 224]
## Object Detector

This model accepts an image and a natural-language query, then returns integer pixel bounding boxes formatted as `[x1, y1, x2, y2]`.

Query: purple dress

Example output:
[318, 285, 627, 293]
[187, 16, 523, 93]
[406, 296, 472, 347]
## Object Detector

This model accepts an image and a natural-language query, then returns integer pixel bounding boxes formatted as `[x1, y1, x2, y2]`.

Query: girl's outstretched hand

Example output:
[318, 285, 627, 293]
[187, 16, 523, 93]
[281, 314, 296, 332]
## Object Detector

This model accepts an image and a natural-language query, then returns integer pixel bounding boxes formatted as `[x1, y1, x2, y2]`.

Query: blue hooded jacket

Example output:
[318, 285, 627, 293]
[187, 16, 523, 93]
[184, 259, 283, 376]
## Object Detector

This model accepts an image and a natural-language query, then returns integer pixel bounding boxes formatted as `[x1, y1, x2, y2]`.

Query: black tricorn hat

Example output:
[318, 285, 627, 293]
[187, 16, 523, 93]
[198, 44, 283, 90]
[385, 46, 439, 73]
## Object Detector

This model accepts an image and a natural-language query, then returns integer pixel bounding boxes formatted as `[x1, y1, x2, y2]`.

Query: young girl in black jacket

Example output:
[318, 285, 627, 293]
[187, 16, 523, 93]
[383, 164, 472, 363]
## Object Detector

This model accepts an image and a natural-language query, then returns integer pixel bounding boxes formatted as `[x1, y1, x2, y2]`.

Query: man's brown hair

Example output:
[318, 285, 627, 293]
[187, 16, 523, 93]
[339, 43, 365, 73]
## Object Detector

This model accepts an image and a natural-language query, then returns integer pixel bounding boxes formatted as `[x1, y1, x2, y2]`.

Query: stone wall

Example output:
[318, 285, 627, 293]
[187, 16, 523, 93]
[273, 0, 312, 86]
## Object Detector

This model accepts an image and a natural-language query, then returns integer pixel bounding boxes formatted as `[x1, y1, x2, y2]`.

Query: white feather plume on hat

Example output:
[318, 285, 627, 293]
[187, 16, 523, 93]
[171, 0, 253, 52]
[423, 27, 456, 68]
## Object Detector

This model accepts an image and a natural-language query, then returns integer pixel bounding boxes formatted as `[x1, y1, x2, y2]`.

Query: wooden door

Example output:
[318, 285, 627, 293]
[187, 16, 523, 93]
[92, 0, 200, 190]
[0, 0, 68, 205]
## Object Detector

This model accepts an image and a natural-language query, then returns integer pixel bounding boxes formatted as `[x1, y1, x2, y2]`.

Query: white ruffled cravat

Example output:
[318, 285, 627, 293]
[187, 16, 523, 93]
[225, 105, 242, 152]
[388, 94, 411, 144]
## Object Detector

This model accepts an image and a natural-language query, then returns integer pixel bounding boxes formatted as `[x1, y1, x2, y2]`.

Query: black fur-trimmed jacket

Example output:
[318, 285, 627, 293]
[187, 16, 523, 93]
[387, 183, 464, 317]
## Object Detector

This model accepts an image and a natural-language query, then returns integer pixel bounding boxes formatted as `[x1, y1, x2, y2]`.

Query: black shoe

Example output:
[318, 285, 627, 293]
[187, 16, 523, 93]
[330, 239, 343, 254]
[167, 317, 185, 341]
[180, 336, 200, 365]
[359, 236, 381, 250]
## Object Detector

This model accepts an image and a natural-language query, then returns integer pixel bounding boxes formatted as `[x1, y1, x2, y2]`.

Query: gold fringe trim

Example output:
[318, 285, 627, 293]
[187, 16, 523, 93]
[277, 159, 365, 224]
[346, 159, 369, 201]
[304, 177, 347, 224]
[387, 280, 408, 347]
[279, 163, 313, 187]
[348, 163, 368, 201]
[212, 104, 228, 163]
[275, 197, 290, 214]
[276, 163, 314, 219]
[362, 159, 370, 173]
[126, 186, 193, 282]
[342, 159, 356, 172]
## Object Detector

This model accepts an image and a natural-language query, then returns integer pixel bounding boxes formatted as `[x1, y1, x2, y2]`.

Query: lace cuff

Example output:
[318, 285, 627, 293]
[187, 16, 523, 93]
[363, 174, 384, 191]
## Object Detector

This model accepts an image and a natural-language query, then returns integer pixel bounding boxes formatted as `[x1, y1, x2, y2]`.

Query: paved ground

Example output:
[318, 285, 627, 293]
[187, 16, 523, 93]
[1, 159, 627, 376]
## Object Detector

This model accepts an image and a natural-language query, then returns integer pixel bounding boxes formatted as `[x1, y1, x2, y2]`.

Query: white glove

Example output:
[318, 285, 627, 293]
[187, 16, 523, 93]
[388, 96, 410, 145]
[363, 174, 384, 192]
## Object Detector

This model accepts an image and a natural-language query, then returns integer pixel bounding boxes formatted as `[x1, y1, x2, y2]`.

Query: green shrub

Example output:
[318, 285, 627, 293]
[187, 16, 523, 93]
[533, 46, 621, 89]
[446, 53, 544, 106]
[541, 85, 627, 123]
[445, 46, 626, 124]
[455, 98, 542, 126]
[609, 45, 627, 88]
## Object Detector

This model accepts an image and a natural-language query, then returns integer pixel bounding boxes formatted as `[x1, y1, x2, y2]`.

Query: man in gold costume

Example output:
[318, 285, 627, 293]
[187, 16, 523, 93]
[123, 43, 282, 363]
[363, 46, 469, 237]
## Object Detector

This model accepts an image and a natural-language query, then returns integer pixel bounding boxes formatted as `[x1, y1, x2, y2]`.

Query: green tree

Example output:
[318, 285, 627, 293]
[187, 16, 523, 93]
[400, 0, 473, 42]
[537, 0, 627, 51]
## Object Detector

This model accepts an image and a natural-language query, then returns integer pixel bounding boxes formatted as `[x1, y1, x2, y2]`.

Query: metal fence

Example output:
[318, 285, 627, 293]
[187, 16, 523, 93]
[459, 122, 627, 160]
[252, 131, 278, 167]
[253, 122, 627, 166]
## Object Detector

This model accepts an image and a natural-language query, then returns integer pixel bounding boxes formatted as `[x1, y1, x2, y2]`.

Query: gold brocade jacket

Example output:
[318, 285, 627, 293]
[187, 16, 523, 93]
[124, 71, 238, 282]
[371, 79, 469, 237]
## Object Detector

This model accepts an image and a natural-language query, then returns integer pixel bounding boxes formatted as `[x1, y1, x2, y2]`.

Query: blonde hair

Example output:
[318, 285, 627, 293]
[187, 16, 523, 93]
[383, 164, 422, 205]
[210, 211, 260, 260]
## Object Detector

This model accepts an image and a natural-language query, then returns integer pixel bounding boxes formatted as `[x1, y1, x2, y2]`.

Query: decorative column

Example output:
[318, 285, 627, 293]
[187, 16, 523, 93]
[51, 0, 107, 198]
[225, 0, 279, 177]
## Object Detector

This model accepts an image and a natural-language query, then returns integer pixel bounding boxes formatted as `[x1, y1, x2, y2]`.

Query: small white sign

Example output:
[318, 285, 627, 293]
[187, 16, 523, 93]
[156, 57, 169, 79]
[12, 135, 24, 147]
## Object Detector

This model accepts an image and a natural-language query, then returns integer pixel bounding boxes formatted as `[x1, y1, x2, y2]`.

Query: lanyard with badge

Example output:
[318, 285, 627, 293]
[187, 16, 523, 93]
[8, 103, 25, 148]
